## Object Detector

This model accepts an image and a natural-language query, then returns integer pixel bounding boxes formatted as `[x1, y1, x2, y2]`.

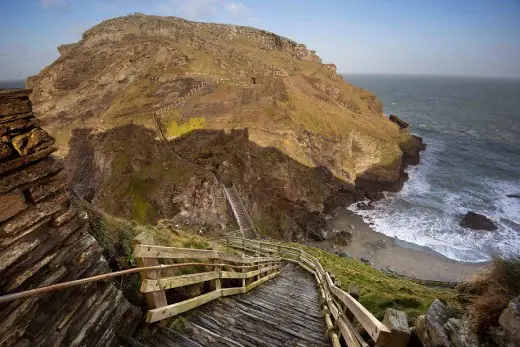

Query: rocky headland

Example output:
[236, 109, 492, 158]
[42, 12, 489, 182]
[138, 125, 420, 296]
[26, 14, 425, 241]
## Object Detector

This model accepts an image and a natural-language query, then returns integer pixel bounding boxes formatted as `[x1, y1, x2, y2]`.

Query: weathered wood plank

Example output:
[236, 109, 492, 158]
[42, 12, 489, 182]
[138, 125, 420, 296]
[134, 244, 217, 259]
[338, 315, 363, 347]
[245, 271, 279, 292]
[146, 290, 222, 323]
[221, 287, 246, 296]
[133, 232, 168, 310]
[141, 271, 220, 292]
[329, 284, 390, 340]
[221, 265, 279, 279]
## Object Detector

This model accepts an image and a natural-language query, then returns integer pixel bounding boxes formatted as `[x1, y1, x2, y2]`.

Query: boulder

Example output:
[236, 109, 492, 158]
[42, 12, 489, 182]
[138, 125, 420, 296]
[330, 229, 352, 246]
[506, 194, 520, 199]
[359, 257, 372, 265]
[415, 299, 452, 347]
[335, 250, 351, 258]
[389, 114, 409, 129]
[367, 191, 385, 201]
[308, 228, 327, 241]
[356, 201, 375, 210]
[491, 296, 520, 347]
[459, 211, 497, 231]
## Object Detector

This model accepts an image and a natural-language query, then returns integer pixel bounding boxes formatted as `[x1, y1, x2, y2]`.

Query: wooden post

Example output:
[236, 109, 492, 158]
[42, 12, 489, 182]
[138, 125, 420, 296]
[212, 241, 222, 291]
[241, 253, 247, 287]
[375, 309, 411, 347]
[133, 232, 168, 309]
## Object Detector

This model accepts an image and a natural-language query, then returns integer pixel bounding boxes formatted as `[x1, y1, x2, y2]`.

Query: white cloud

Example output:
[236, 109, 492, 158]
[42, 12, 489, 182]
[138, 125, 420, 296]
[155, 0, 251, 21]
[224, 2, 249, 19]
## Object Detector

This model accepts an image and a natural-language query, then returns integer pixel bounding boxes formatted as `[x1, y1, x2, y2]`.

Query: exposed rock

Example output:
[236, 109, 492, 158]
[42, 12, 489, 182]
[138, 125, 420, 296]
[415, 299, 454, 347]
[0, 91, 141, 346]
[330, 229, 352, 246]
[445, 317, 480, 347]
[0, 139, 14, 160]
[11, 128, 55, 156]
[460, 211, 498, 231]
[389, 114, 409, 129]
[506, 194, 520, 199]
[356, 201, 375, 210]
[26, 14, 425, 240]
[335, 250, 351, 258]
[367, 191, 385, 201]
[359, 257, 372, 265]
[0, 190, 27, 223]
[491, 296, 520, 347]
[308, 228, 328, 241]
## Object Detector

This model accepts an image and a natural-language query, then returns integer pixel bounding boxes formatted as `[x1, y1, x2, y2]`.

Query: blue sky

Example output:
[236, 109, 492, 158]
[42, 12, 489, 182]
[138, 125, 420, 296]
[0, 0, 519, 80]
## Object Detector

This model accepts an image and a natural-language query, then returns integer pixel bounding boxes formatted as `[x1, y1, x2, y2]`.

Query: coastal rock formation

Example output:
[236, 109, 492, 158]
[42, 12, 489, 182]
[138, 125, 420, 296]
[416, 296, 520, 347]
[0, 90, 140, 346]
[490, 296, 520, 346]
[506, 194, 520, 199]
[460, 211, 498, 231]
[26, 14, 424, 239]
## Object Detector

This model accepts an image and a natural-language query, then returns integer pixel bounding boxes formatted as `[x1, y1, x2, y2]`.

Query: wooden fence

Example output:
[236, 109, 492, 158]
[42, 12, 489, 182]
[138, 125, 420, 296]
[132, 232, 282, 323]
[222, 237, 411, 347]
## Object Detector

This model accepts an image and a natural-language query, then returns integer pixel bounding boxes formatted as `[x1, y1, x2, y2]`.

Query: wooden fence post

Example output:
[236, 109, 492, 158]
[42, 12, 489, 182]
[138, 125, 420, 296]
[133, 232, 168, 309]
[375, 309, 410, 347]
[212, 241, 222, 291]
[241, 253, 247, 287]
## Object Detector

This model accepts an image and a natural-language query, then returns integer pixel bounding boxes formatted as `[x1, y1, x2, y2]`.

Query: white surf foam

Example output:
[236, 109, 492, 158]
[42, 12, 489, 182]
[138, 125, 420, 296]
[348, 139, 520, 263]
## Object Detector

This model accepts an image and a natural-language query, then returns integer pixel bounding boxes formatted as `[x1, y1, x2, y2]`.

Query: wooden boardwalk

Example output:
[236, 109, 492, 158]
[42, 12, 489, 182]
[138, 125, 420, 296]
[140, 263, 329, 347]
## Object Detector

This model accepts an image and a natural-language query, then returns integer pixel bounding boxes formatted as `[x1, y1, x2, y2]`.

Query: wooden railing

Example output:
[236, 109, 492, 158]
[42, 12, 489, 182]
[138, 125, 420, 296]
[132, 232, 282, 323]
[223, 237, 411, 347]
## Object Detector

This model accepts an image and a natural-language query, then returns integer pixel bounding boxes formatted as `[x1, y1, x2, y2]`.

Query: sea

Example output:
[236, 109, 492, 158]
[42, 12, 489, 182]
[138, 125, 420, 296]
[343, 74, 520, 262]
[0, 80, 25, 89]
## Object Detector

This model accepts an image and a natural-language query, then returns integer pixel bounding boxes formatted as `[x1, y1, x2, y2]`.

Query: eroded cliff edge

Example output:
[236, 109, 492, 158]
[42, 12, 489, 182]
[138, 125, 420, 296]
[26, 14, 424, 239]
[0, 90, 140, 346]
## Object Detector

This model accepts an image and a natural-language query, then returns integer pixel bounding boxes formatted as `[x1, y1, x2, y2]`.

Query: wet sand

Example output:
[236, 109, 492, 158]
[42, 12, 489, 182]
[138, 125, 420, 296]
[315, 208, 488, 283]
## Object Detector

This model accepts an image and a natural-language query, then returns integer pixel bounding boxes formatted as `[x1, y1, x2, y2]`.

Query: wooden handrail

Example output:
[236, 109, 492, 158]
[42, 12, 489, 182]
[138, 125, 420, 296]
[224, 237, 411, 347]
[132, 233, 282, 323]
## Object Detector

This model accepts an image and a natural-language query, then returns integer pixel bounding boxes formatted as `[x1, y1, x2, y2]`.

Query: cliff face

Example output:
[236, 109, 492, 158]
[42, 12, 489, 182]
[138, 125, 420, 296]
[27, 14, 422, 238]
[0, 90, 140, 346]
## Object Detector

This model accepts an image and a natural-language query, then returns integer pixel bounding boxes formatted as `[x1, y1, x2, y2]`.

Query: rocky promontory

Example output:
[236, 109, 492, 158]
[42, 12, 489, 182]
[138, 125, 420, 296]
[26, 14, 424, 239]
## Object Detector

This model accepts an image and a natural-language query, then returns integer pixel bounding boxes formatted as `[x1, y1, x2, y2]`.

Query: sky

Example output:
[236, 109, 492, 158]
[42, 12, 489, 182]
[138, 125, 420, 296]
[0, 0, 519, 81]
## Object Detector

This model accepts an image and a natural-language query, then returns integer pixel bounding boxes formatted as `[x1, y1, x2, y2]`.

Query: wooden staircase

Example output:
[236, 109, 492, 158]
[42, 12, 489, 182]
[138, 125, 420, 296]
[222, 185, 258, 239]
[136, 263, 330, 347]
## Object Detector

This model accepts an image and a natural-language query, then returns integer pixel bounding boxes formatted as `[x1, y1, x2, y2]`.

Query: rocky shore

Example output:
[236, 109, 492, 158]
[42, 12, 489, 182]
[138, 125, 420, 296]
[313, 208, 486, 283]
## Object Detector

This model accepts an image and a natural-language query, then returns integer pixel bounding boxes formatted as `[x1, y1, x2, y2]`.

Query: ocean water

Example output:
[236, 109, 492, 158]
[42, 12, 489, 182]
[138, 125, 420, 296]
[343, 74, 520, 262]
[0, 80, 25, 89]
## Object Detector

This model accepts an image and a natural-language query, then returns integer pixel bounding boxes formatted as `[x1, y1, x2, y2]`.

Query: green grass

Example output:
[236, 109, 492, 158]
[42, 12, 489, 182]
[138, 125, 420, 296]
[166, 117, 206, 138]
[289, 243, 460, 322]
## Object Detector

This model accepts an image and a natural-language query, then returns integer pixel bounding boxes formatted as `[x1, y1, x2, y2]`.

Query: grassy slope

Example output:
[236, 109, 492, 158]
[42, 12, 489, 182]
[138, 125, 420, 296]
[291, 244, 459, 321]
[84, 198, 455, 322]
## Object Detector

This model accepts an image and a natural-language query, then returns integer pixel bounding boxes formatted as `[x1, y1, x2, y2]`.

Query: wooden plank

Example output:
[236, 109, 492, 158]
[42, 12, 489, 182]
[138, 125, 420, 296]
[133, 233, 168, 310]
[141, 271, 220, 292]
[146, 289, 222, 323]
[329, 285, 390, 340]
[221, 287, 246, 296]
[244, 271, 279, 292]
[134, 244, 217, 259]
[221, 265, 279, 279]
[338, 316, 363, 347]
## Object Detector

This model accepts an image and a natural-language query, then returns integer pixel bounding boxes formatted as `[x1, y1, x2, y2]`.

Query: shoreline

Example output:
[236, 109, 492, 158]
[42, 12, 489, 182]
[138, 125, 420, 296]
[310, 208, 488, 283]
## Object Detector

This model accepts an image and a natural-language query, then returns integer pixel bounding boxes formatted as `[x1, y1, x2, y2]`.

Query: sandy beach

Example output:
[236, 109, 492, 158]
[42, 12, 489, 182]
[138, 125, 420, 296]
[314, 208, 488, 283]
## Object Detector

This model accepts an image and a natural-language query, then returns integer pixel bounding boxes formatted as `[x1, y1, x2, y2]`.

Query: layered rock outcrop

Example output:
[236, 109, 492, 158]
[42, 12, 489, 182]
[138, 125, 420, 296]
[0, 90, 140, 346]
[27, 14, 424, 238]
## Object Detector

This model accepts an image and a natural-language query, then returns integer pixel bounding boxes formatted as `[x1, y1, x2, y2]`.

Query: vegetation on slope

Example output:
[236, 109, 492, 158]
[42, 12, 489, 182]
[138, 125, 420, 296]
[290, 243, 459, 321]
[456, 256, 520, 335]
